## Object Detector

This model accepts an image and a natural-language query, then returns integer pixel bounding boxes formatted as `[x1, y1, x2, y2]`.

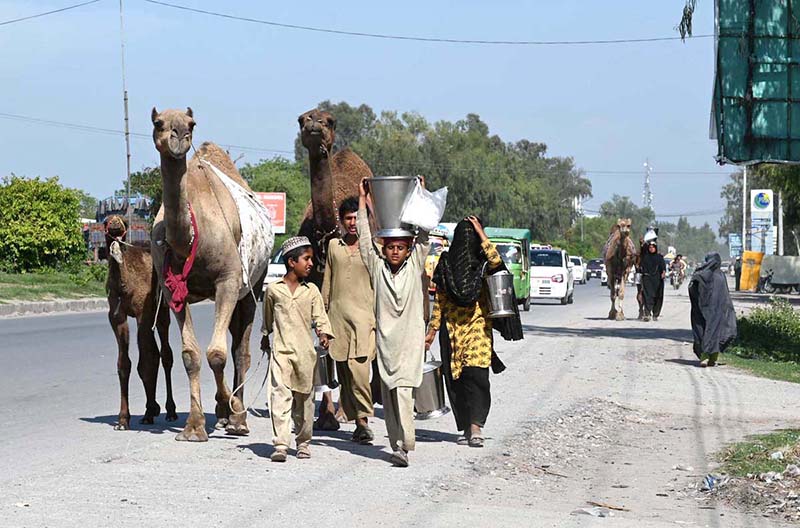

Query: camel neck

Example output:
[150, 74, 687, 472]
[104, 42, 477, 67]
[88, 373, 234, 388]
[308, 154, 338, 234]
[160, 154, 194, 257]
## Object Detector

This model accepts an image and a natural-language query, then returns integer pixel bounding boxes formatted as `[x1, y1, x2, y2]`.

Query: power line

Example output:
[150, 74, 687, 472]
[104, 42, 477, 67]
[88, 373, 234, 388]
[0, 0, 103, 27]
[143, 0, 714, 46]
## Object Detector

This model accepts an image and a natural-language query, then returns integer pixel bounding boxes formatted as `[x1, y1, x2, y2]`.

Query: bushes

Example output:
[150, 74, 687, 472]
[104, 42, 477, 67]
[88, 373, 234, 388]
[0, 175, 86, 272]
[735, 298, 800, 362]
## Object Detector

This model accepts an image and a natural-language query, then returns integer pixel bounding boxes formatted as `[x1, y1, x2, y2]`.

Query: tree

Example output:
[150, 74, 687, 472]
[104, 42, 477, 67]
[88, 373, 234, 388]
[599, 195, 655, 235]
[240, 158, 309, 248]
[128, 166, 163, 219]
[0, 175, 85, 271]
[294, 100, 377, 162]
[72, 189, 98, 219]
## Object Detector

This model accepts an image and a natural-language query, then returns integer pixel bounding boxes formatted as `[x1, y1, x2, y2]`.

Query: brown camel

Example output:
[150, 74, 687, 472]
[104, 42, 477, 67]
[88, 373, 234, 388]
[604, 218, 637, 320]
[297, 108, 374, 286]
[105, 214, 176, 430]
[150, 107, 271, 442]
[297, 109, 377, 428]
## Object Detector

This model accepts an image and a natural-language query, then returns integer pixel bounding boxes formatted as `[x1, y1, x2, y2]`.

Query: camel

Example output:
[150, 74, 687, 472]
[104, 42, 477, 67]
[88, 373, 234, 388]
[105, 214, 176, 430]
[150, 107, 272, 442]
[297, 108, 374, 286]
[604, 218, 637, 321]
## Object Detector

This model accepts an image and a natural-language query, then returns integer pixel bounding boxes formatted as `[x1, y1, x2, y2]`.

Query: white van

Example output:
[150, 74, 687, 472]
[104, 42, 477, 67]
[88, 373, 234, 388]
[530, 248, 575, 305]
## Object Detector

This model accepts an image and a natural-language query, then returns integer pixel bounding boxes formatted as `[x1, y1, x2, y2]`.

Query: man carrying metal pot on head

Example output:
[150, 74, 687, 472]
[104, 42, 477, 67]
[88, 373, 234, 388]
[425, 216, 523, 448]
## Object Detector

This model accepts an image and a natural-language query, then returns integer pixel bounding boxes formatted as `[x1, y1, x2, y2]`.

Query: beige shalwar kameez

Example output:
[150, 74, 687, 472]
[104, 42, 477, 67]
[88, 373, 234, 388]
[322, 238, 376, 420]
[357, 208, 430, 452]
[262, 279, 334, 450]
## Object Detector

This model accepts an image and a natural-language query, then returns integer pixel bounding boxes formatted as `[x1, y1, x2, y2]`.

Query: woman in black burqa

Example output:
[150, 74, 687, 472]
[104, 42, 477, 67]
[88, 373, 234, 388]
[426, 216, 522, 447]
[640, 242, 666, 321]
[689, 252, 737, 367]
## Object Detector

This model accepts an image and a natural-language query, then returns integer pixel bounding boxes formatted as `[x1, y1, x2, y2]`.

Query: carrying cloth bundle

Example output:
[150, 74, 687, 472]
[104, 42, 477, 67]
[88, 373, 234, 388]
[200, 159, 275, 298]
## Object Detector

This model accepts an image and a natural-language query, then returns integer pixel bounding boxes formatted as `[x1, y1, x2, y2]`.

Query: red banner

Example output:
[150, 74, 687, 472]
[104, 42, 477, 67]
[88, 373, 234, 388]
[255, 192, 287, 234]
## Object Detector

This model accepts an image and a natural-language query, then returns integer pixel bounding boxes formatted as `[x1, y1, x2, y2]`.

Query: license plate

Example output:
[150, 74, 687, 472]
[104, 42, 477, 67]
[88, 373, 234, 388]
[540, 279, 550, 284]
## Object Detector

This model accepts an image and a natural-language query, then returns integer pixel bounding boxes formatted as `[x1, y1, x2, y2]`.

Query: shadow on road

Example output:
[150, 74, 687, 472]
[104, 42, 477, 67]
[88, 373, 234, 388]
[664, 358, 701, 367]
[522, 324, 693, 342]
[80, 412, 215, 434]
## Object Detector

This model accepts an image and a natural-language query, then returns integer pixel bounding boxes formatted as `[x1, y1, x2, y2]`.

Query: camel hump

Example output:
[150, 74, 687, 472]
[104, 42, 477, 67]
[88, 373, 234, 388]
[192, 142, 249, 188]
[331, 148, 373, 178]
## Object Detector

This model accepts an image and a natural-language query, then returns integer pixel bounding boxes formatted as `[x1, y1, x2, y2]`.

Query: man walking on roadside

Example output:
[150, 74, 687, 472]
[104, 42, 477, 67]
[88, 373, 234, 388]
[322, 197, 377, 443]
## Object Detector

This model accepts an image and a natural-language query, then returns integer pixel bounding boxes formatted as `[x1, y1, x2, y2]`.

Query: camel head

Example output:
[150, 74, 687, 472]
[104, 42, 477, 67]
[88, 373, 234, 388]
[298, 109, 336, 158]
[151, 107, 195, 160]
[616, 218, 632, 238]
[104, 214, 127, 240]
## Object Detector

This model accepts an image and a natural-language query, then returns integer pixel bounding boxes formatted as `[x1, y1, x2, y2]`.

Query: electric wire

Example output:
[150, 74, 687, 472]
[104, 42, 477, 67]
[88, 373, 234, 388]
[0, 0, 103, 27]
[142, 0, 714, 46]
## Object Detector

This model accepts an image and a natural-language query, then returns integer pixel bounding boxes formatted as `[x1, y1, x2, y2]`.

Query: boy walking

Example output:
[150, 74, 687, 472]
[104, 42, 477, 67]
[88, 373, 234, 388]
[262, 236, 334, 462]
[357, 178, 431, 467]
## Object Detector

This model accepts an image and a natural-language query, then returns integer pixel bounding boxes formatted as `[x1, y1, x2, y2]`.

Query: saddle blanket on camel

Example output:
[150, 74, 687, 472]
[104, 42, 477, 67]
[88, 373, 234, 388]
[200, 159, 274, 299]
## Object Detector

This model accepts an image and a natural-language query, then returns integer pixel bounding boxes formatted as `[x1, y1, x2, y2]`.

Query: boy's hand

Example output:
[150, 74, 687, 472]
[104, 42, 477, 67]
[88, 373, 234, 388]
[424, 328, 436, 350]
[359, 177, 370, 198]
[319, 334, 331, 349]
[418, 175, 426, 189]
[260, 335, 270, 352]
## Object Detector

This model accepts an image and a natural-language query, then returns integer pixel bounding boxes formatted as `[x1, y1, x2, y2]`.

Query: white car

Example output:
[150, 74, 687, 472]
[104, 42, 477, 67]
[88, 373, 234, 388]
[264, 249, 286, 288]
[530, 248, 575, 305]
[569, 256, 588, 284]
[601, 268, 608, 286]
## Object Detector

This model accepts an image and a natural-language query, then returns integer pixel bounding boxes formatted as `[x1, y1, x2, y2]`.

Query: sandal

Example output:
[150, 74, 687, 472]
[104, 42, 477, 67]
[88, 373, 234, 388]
[468, 436, 484, 448]
[271, 448, 288, 462]
[456, 430, 470, 446]
[351, 426, 374, 445]
[296, 444, 311, 459]
[313, 414, 340, 431]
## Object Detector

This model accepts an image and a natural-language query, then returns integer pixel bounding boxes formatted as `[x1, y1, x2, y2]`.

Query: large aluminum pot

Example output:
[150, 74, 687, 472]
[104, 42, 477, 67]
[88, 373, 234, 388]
[414, 360, 450, 420]
[367, 176, 416, 238]
[313, 347, 338, 389]
[486, 270, 516, 318]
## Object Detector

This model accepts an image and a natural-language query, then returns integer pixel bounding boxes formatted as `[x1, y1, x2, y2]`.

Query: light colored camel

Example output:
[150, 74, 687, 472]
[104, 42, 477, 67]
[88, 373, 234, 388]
[105, 214, 176, 430]
[604, 218, 636, 320]
[150, 107, 268, 442]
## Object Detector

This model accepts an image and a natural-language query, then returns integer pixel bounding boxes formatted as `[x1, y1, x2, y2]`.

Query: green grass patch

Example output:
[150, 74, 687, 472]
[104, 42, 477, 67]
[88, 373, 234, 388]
[0, 266, 106, 303]
[725, 346, 800, 384]
[718, 429, 800, 476]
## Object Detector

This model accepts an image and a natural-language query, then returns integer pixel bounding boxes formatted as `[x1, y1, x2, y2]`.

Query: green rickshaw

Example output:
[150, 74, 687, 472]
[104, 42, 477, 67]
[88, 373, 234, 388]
[485, 227, 532, 311]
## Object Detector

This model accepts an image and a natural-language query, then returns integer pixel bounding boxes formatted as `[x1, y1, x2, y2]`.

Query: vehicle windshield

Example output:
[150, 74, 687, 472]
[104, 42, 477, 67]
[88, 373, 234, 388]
[570, 257, 581, 266]
[496, 243, 523, 265]
[429, 239, 448, 257]
[531, 251, 563, 267]
[271, 250, 283, 265]
[587, 259, 603, 268]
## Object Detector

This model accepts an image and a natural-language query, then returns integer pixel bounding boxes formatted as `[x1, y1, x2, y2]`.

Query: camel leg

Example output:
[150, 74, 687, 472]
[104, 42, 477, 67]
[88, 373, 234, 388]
[175, 306, 208, 442]
[616, 280, 626, 321]
[110, 302, 132, 431]
[206, 281, 244, 433]
[608, 278, 617, 320]
[226, 293, 255, 436]
[135, 317, 161, 424]
[156, 303, 178, 422]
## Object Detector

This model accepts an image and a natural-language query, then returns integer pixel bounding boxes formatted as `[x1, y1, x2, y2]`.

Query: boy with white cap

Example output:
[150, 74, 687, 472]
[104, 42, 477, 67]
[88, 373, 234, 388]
[262, 236, 334, 462]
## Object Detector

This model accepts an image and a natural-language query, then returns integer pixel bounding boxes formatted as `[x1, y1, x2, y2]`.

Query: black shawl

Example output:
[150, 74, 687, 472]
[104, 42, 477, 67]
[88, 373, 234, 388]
[689, 253, 738, 357]
[640, 247, 666, 304]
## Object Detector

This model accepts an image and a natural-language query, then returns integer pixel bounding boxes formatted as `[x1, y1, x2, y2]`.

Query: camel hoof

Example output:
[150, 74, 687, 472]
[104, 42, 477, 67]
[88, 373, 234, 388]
[166, 411, 179, 423]
[615, 313, 625, 321]
[175, 427, 209, 442]
[214, 418, 229, 430]
[225, 422, 250, 436]
[114, 422, 129, 431]
[139, 415, 155, 425]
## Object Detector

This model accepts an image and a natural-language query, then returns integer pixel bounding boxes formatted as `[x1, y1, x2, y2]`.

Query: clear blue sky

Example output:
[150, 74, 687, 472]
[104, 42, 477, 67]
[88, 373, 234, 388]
[0, 0, 732, 231]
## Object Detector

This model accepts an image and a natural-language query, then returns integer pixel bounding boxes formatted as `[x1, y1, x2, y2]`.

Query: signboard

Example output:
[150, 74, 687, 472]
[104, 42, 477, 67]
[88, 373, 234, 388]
[750, 189, 774, 220]
[751, 218, 774, 256]
[255, 192, 287, 234]
[728, 233, 742, 258]
[711, 1, 800, 163]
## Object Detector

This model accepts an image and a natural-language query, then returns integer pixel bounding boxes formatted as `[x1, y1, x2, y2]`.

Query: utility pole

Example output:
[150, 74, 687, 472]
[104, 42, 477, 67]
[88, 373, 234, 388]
[742, 166, 747, 252]
[779, 190, 784, 255]
[119, 0, 132, 228]
[642, 159, 654, 209]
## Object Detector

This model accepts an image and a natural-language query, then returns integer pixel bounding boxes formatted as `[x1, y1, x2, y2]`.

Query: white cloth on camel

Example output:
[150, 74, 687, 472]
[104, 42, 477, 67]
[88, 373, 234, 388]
[200, 159, 274, 299]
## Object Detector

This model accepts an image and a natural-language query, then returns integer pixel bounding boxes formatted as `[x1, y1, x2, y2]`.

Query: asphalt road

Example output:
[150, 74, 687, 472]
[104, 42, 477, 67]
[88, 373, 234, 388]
[1, 282, 798, 527]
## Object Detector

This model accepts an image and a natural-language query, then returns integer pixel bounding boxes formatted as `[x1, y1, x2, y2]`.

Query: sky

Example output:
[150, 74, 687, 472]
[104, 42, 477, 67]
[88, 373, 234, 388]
[0, 0, 734, 232]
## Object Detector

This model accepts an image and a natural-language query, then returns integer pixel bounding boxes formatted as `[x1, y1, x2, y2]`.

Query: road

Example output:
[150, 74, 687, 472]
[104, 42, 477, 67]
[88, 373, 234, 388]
[1, 282, 798, 527]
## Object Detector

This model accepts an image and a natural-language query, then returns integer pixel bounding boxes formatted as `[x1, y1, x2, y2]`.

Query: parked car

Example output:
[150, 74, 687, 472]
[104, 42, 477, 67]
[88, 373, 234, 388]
[530, 248, 574, 305]
[570, 256, 588, 284]
[486, 227, 532, 311]
[586, 258, 605, 280]
[265, 249, 286, 285]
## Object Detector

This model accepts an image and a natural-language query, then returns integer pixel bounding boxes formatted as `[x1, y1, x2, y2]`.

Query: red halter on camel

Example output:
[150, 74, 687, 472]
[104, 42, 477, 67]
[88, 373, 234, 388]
[163, 203, 199, 313]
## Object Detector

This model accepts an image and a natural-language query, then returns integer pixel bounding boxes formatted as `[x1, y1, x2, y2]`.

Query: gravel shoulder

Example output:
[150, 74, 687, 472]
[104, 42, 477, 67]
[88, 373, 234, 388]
[1, 285, 797, 527]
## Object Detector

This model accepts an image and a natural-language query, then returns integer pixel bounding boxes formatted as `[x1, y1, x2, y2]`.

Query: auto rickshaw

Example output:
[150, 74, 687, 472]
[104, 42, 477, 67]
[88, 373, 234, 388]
[485, 227, 532, 311]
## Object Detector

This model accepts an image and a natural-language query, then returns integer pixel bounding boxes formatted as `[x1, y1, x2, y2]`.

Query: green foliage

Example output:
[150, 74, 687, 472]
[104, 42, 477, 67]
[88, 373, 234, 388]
[599, 194, 655, 234]
[0, 175, 86, 272]
[0, 269, 105, 302]
[240, 158, 309, 248]
[734, 298, 800, 362]
[656, 216, 725, 261]
[718, 429, 800, 476]
[68, 262, 107, 286]
[72, 188, 98, 219]
[129, 166, 163, 218]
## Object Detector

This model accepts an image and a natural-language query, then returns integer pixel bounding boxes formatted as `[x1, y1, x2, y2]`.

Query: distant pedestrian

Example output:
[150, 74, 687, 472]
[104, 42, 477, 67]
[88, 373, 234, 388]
[689, 252, 737, 367]
[426, 216, 521, 448]
[261, 236, 335, 462]
[640, 242, 666, 321]
[322, 197, 377, 444]
[357, 177, 430, 467]
[734, 256, 742, 291]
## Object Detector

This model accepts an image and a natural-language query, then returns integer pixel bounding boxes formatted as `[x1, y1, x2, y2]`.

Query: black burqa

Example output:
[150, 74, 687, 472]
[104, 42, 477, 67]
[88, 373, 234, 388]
[640, 246, 666, 317]
[432, 219, 522, 431]
[689, 252, 737, 358]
